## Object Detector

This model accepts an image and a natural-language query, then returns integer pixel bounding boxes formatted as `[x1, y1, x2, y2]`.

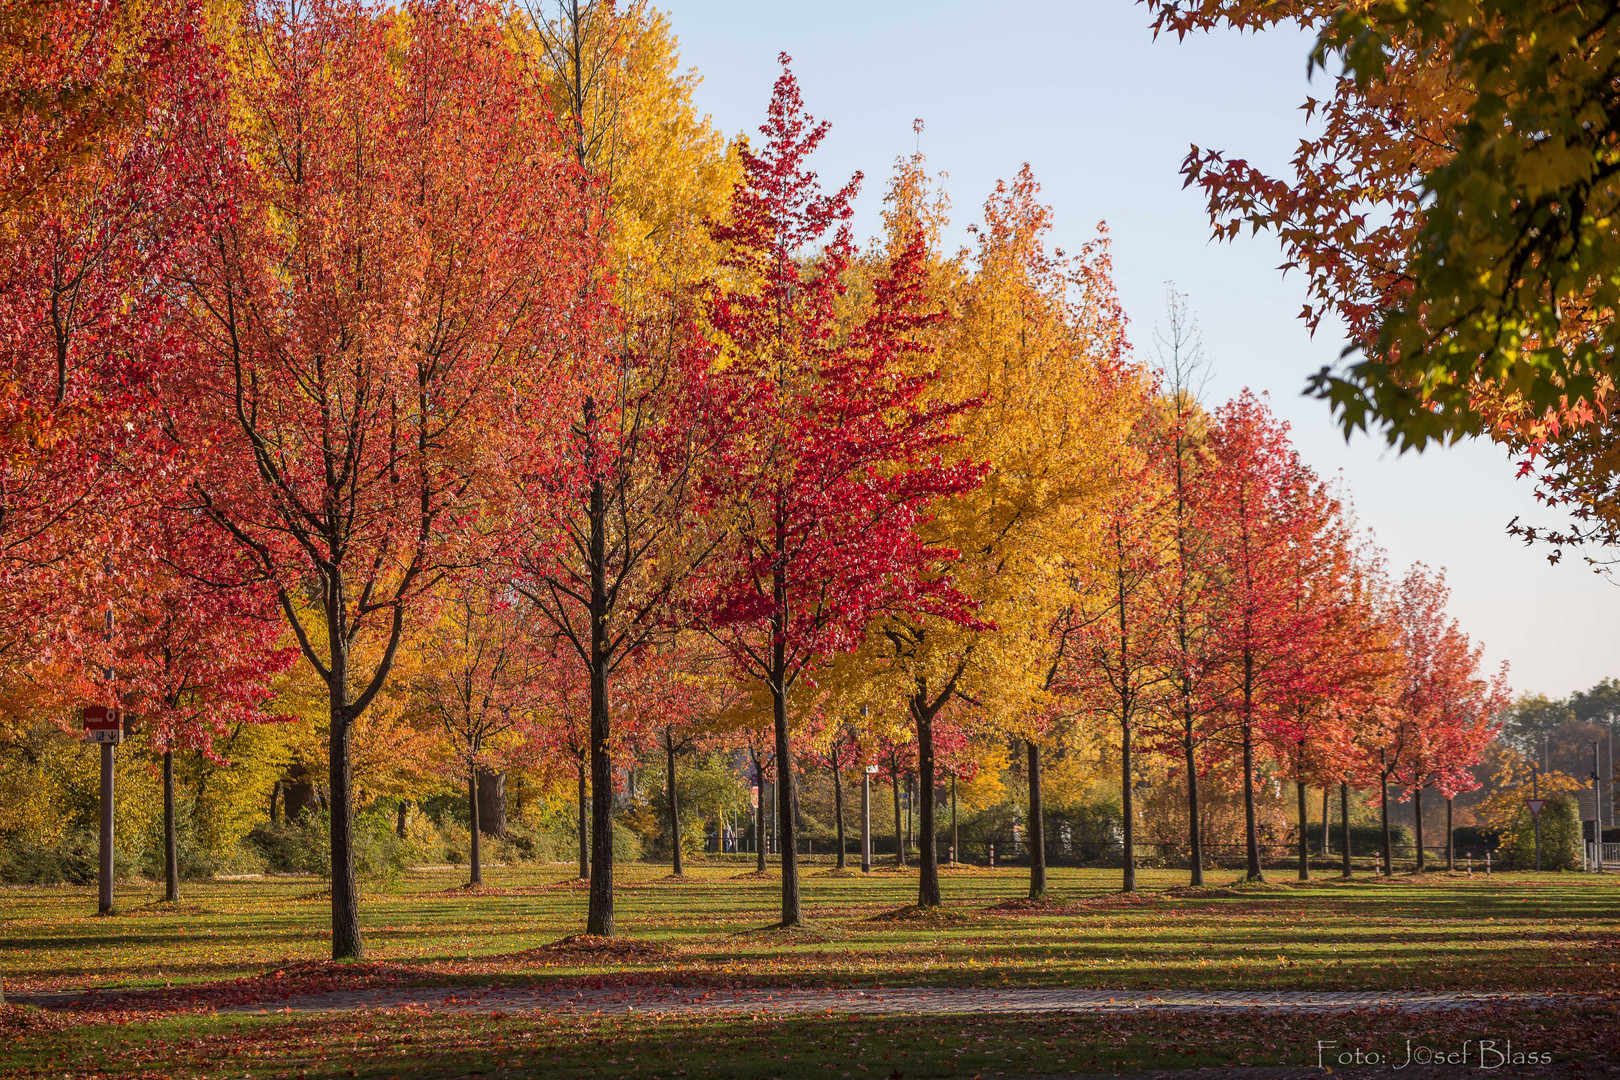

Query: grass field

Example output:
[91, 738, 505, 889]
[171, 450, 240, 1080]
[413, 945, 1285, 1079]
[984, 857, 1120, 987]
[3, 861, 1617, 1078]
[3, 860, 1617, 993]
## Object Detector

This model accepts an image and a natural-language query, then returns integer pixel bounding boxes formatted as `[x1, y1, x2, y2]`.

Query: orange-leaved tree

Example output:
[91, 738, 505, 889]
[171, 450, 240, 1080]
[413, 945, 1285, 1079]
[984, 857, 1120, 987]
[165, 0, 604, 959]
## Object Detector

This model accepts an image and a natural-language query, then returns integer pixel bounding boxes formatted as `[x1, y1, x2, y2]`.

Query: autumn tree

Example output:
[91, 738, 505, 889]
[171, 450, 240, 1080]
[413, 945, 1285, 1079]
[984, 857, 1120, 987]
[1386, 563, 1508, 871]
[414, 586, 547, 887]
[1257, 507, 1366, 881]
[513, 0, 733, 938]
[1202, 392, 1336, 881]
[615, 641, 722, 877]
[165, 0, 602, 958]
[1142, 0, 1620, 570]
[0, 1, 222, 733]
[1062, 389, 1172, 894]
[115, 547, 293, 901]
[1139, 293, 1224, 886]
[863, 152, 1137, 908]
[697, 58, 980, 927]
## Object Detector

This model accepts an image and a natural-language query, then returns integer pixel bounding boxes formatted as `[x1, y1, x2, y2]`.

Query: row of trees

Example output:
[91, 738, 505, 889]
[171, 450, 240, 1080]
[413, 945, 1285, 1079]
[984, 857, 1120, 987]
[1, 0, 1508, 958]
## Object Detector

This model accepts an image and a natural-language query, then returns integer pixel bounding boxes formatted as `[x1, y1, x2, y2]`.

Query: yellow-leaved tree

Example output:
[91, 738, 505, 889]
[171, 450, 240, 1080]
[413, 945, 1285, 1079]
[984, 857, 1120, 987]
[863, 152, 1141, 908]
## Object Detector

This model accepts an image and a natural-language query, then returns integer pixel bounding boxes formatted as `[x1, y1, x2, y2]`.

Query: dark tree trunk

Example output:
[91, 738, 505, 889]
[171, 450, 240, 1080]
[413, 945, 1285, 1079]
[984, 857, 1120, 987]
[284, 777, 316, 822]
[270, 779, 281, 825]
[468, 762, 482, 887]
[916, 692, 940, 908]
[1185, 727, 1203, 886]
[1446, 797, 1455, 871]
[477, 770, 507, 839]
[1296, 779, 1309, 881]
[584, 397, 617, 937]
[770, 553, 801, 926]
[666, 733, 682, 876]
[163, 750, 179, 903]
[891, 770, 905, 868]
[1320, 786, 1330, 857]
[1121, 725, 1135, 893]
[1380, 773, 1393, 875]
[951, 773, 958, 863]
[832, 757, 847, 871]
[1116, 550, 1135, 894]
[576, 760, 589, 880]
[1240, 663, 1263, 881]
[1413, 786, 1425, 872]
[324, 605, 364, 960]
[328, 702, 362, 956]
[395, 798, 409, 839]
[1028, 741, 1046, 899]
[1340, 782, 1352, 878]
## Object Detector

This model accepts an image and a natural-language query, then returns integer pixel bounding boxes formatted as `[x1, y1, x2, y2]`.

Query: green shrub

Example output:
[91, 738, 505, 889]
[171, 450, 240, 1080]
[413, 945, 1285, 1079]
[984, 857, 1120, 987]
[613, 821, 642, 863]
[0, 831, 140, 885]
[1293, 822, 1413, 856]
[245, 809, 406, 882]
[1507, 794, 1583, 870]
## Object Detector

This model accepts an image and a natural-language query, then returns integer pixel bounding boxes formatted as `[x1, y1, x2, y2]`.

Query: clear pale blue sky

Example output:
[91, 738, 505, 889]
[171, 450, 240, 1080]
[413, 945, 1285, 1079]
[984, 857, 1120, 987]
[655, 0, 1616, 700]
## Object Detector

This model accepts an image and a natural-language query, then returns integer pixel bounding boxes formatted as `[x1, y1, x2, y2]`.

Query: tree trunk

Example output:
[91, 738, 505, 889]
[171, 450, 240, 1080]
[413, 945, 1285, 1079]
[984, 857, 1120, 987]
[284, 775, 316, 822]
[770, 554, 801, 926]
[395, 798, 409, 839]
[1240, 665, 1263, 881]
[586, 443, 617, 935]
[1380, 773, 1393, 875]
[915, 693, 940, 908]
[905, 777, 914, 852]
[1413, 786, 1425, 872]
[1185, 728, 1203, 886]
[1296, 779, 1309, 882]
[468, 762, 482, 887]
[832, 759, 847, 871]
[891, 771, 905, 868]
[1028, 741, 1046, 899]
[1340, 781, 1352, 878]
[163, 750, 179, 903]
[576, 760, 589, 880]
[1320, 786, 1329, 857]
[477, 770, 507, 839]
[666, 733, 682, 876]
[1446, 797, 1455, 871]
[951, 773, 958, 864]
[1122, 724, 1135, 893]
[327, 677, 363, 959]
[270, 779, 281, 826]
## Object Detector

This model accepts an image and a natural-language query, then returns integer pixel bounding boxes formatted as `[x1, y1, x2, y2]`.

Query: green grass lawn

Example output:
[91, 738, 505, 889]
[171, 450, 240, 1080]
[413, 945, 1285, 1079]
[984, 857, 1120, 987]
[3, 861, 1617, 1078]
[3, 858, 1617, 995]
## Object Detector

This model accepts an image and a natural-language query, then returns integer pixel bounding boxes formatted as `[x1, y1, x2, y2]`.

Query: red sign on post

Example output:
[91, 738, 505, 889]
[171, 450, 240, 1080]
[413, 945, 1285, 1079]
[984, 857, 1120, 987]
[1526, 799, 1546, 817]
[83, 706, 123, 745]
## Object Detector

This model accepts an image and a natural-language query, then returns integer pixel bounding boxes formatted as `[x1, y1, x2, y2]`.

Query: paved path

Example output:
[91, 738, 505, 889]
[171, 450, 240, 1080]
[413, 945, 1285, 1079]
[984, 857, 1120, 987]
[222, 986, 1559, 1016]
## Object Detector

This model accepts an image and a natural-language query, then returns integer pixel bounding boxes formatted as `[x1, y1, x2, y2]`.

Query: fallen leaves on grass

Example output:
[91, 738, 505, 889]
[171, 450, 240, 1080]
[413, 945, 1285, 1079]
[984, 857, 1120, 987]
[527, 936, 672, 963]
[865, 905, 975, 925]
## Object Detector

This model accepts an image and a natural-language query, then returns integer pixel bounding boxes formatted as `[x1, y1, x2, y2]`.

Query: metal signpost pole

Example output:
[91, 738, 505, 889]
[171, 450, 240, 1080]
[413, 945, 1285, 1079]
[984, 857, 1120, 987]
[861, 765, 874, 873]
[859, 706, 872, 873]
[1532, 768, 1542, 872]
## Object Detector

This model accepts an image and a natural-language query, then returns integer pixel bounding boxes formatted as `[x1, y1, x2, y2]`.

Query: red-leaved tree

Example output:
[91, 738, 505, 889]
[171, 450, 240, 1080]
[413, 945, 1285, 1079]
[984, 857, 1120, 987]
[165, 0, 602, 958]
[695, 57, 981, 926]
